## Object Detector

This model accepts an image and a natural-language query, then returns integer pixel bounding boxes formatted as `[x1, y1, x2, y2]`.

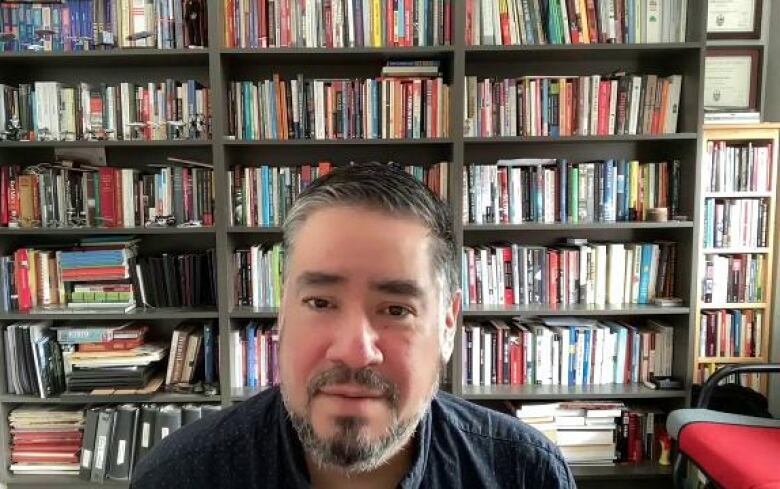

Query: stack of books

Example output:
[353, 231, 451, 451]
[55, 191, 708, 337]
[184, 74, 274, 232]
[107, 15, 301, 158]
[8, 406, 84, 476]
[62, 342, 168, 393]
[3, 321, 66, 398]
[702, 253, 765, 304]
[56, 238, 139, 312]
[80, 403, 221, 482]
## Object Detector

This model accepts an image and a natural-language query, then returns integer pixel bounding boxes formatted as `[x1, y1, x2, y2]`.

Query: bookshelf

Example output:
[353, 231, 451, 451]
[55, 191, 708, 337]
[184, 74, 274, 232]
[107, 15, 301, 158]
[0, 1, 709, 487]
[693, 124, 780, 391]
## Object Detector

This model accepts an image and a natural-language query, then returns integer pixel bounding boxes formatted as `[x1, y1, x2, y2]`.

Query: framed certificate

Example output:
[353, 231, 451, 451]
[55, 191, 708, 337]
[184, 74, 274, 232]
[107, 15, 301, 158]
[704, 49, 762, 111]
[707, 0, 762, 39]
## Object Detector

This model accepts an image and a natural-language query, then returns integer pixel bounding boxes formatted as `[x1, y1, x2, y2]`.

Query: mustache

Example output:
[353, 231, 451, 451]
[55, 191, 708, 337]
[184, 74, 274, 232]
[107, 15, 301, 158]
[307, 365, 400, 408]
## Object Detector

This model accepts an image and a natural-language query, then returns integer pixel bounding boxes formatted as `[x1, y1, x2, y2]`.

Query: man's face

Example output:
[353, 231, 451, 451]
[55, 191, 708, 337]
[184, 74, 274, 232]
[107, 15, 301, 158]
[279, 205, 459, 471]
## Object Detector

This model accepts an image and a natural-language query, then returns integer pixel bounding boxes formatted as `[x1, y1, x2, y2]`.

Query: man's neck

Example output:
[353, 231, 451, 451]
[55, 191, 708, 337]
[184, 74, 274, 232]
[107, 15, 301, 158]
[305, 440, 414, 489]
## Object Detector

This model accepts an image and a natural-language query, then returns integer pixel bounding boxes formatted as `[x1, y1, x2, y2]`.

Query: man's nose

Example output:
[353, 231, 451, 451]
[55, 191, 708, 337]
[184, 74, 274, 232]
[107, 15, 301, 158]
[325, 306, 384, 369]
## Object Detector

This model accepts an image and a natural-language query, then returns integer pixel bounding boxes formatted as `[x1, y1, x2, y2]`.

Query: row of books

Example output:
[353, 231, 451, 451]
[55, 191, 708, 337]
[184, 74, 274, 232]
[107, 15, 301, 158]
[697, 365, 762, 391]
[463, 159, 681, 224]
[230, 321, 279, 389]
[467, 0, 688, 46]
[461, 241, 677, 306]
[702, 198, 770, 250]
[517, 401, 669, 466]
[224, 0, 452, 48]
[463, 74, 682, 137]
[704, 141, 774, 193]
[0, 241, 218, 312]
[8, 406, 85, 476]
[229, 161, 448, 226]
[0, 0, 207, 52]
[234, 244, 284, 308]
[0, 162, 215, 229]
[463, 317, 673, 387]
[227, 75, 450, 140]
[701, 254, 765, 305]
[0, 80, 211, 142]
[699, 309, 763, 360]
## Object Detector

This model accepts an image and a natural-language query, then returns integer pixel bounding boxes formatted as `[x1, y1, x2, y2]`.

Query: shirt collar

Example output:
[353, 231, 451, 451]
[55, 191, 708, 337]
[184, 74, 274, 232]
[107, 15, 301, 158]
[275, 388, 433, 489]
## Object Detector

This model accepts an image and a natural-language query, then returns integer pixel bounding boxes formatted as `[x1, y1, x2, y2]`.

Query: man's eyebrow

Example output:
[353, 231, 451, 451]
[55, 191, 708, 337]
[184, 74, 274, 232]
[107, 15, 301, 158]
[296, 271, 347, 287]
[370, 279, 425, 298]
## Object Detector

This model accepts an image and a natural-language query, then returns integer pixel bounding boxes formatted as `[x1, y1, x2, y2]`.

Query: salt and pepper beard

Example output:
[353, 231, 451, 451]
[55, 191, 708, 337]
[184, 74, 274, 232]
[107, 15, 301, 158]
[282, 363, 440, 475]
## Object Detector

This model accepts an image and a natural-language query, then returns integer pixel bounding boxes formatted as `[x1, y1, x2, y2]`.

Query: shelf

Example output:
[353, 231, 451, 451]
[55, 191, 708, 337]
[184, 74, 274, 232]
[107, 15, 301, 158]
[4, 474, 128, 487]
[699, 303, 767, 310]
[0, 48, 208, 67]
[701, 247, 769, 254]
[228, 226, 284, 234]
[0, 392, 221, 404]
[465, 42, 702, 54]
[570, 461, 673, 480]
[221, 46, 454, 63]
[0, 140, 211, 148]
[703, 191, 773, 198]
[695, 357, 766, 364]
[0, 226, 216, 236]
[231, 386, 273, 401]
[463, 303, 689, 317]
[223, 137, 453, 146]
[463, 133, 698, 144]
[0, 307, 219, 321]
[460, 384, 687, 400]
[464, 221, 693, 231]
[230, 306, 280, 319]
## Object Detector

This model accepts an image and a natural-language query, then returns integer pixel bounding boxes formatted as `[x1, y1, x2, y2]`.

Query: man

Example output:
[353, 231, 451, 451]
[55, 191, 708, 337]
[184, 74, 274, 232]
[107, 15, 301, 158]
[131, 162, 575, 489]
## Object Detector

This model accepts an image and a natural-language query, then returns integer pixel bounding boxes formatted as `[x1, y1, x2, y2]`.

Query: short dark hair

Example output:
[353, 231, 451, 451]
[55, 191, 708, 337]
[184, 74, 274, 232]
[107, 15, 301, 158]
[282, 162, 458, 300]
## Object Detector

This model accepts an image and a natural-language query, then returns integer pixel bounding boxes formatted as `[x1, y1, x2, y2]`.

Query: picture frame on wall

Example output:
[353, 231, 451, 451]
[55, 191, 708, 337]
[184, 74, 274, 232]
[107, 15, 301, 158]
[704, 48, 762, 112]
[707, 0, 762, 40]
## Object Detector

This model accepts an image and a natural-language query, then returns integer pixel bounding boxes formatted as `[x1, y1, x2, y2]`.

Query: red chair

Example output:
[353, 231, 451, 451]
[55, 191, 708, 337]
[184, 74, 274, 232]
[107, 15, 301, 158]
[667, 364, 780, 489]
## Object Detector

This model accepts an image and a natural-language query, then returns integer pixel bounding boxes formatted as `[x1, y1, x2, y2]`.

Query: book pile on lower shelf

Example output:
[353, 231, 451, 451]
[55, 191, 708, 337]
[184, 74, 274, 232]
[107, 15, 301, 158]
[462, 240, 677, 306]
[229, 160, 448, 226]
[463, 317, 673, 387]
[3, 320, 217, 399]
[231, 321, 279, 391]
[516, 401, 669, 467]
[7, 403, 222, 481]
[464, 159, 681, 224]
[8, 406, 84, 476]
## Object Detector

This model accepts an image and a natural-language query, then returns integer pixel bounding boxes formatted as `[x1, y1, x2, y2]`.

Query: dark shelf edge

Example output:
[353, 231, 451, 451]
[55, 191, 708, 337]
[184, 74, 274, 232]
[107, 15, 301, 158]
[464, 221, 694, 231]
[461, 386, 687, 400]
[220, 46, 454, 55]
[0, 227, 216, 235]
[462, 305, 690, 316]
[571, 462, 673, 480]
[0, 48, 208, 59]
[466, 42, 702, 53]
[223, 138, 453, 146]
[0, 393, 221, 404]
[0, 308, 219, 320]
[0, 140, 211, 148]
[464, 134, 698, 143]
[228, 227, 284, 234]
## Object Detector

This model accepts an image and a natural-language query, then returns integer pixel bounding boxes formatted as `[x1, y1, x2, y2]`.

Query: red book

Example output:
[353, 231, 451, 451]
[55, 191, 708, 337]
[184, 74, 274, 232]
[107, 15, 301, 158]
[597, 80, 610, 135]
[226, 0, 235, 46]
[387, 0, 394, 46]
[465, 0, 472, 45]
[61, 267, 129, 280]
[12, 443, 82, 452]
[404, 0, 412, 46]
[0, 165, 7, 225]
[99, 167, 114, 227]
[12, 454, 79, 463]
[324, 0, 333, 48]
[585, 0, 599, 43]
[258, 0, 267, 47]
[614, 0, 624, 42]
[7, 165, 18, 226]
[444, 0, 451, 45]
[502, 247, 513, 304]
[499, 2, 510, 45]
[13, 248, 32, 311]
[280, 0, 289, 47]
[78, 337, 144, 352]
[182, 168, 192, 222]
[318, 161, 332, 175]
[114, 168, 123, 228]
[548, 250, 559, 305]
[142, 87, 151, 140]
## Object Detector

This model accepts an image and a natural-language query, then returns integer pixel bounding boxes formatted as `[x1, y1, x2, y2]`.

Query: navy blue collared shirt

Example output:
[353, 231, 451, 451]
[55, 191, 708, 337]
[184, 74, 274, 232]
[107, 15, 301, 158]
[131, 387, 576, 488]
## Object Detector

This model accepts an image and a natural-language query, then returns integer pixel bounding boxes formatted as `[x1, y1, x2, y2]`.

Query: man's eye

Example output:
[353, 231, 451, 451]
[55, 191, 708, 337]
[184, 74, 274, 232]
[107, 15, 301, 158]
[382, 305, 412, 318]
[304, 298, 333, 310]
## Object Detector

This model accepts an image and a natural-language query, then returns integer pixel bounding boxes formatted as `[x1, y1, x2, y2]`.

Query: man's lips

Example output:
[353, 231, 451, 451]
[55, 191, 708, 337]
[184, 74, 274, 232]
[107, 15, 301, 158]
[317, 384, 386, 399]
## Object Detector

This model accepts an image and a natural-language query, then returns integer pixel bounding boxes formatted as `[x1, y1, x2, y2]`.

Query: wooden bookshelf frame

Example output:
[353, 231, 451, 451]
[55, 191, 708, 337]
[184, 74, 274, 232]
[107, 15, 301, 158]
[693, 124, 780, 389]
[0, 1, 709, 486]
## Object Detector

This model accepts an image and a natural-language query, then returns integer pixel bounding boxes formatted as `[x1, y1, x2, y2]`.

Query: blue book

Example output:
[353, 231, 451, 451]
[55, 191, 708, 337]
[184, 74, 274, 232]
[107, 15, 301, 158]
[397, 0, 405, 41]
[246, 322, 257, 388]
[569, 328, 577, 385]
[637, 244, 653, 304]
[616, 160, 626, 221]
[627, 0, 635, 43]
[261, 166, 270, 226]
[604, 160, 615, 221]
[582, 329, 591, 384]
[372, 80, 379, 138]
[242, 82, 250, 140]
[632, 331, 640, 383]
[559, 159, 568, 222]
[203, 322, 215, 384]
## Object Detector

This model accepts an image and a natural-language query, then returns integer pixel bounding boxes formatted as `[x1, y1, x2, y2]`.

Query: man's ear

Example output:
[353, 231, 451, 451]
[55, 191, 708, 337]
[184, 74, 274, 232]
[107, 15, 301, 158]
[441, 290, 462, 363]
